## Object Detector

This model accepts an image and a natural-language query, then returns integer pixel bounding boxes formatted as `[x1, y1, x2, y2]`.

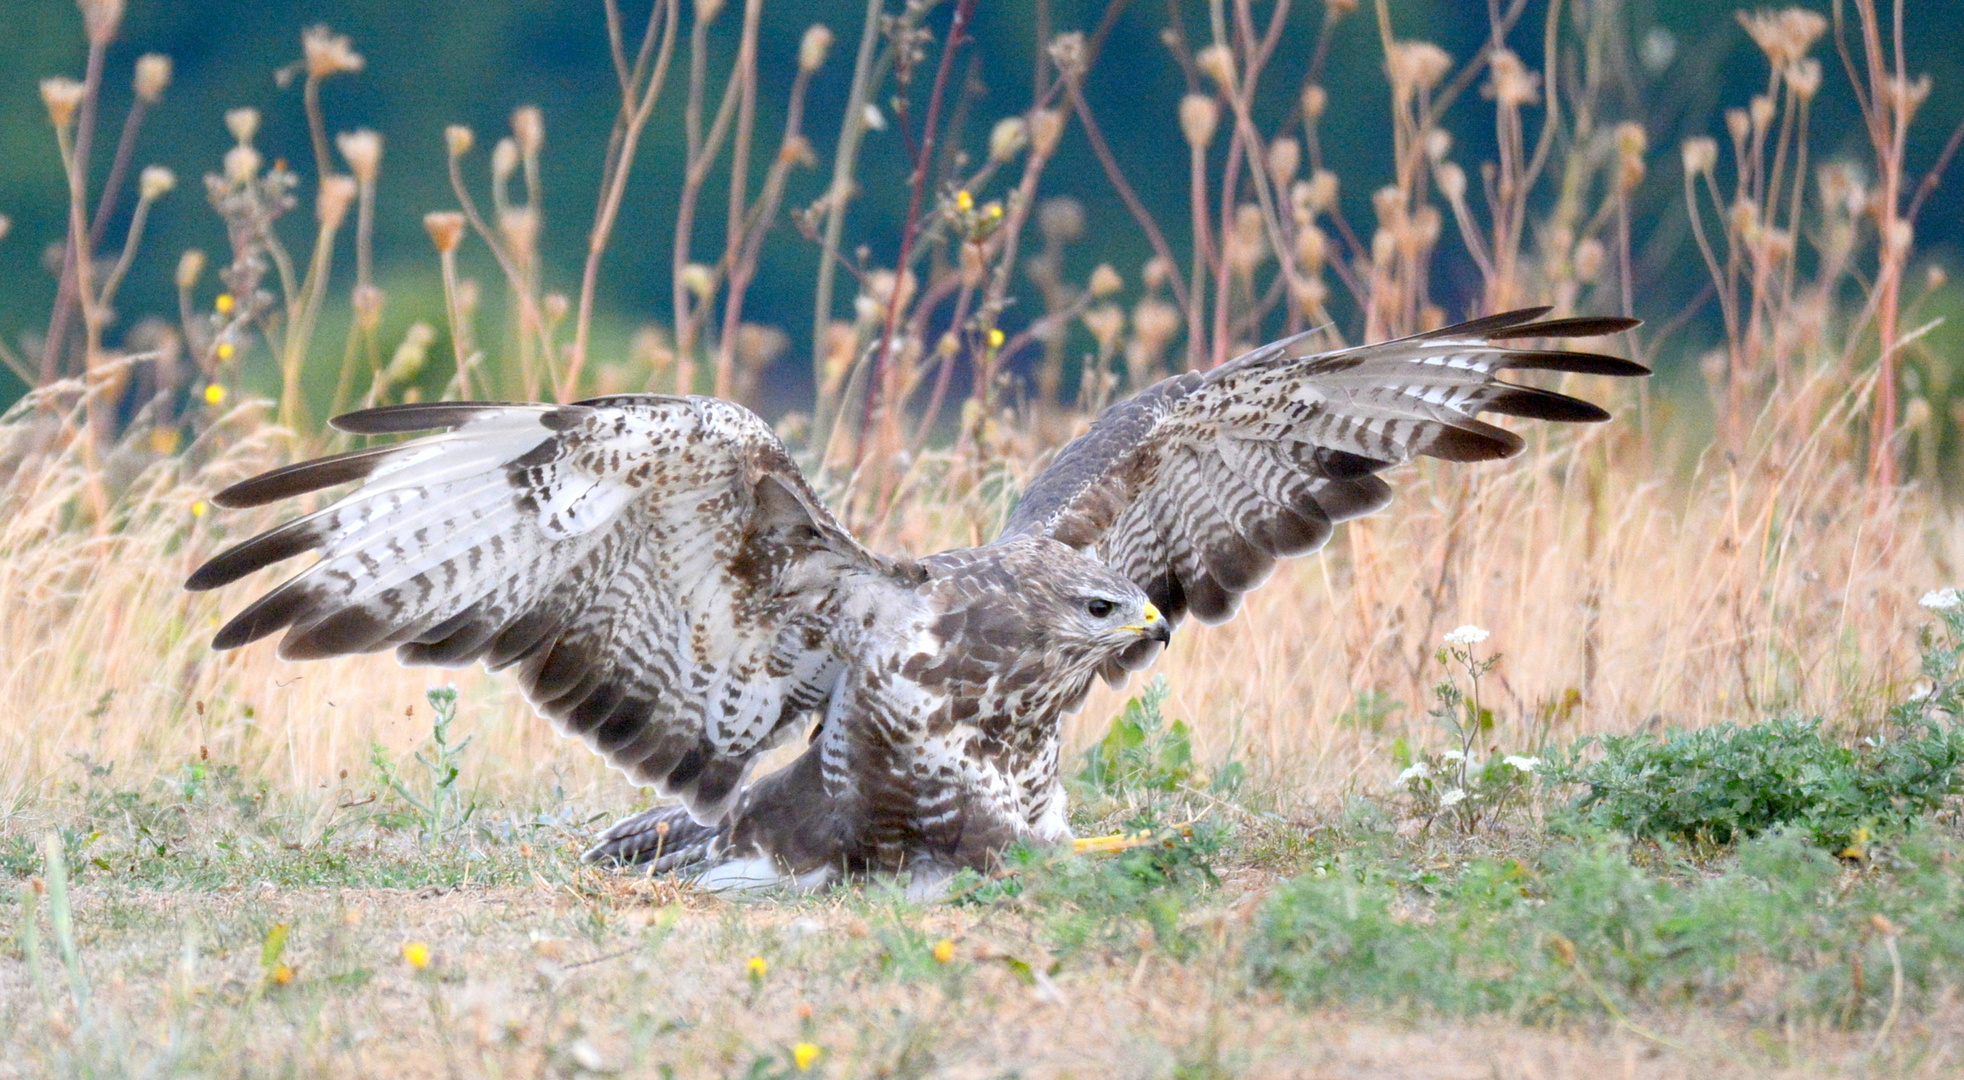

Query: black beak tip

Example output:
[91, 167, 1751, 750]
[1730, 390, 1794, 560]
[1149, 619, 1172, 644]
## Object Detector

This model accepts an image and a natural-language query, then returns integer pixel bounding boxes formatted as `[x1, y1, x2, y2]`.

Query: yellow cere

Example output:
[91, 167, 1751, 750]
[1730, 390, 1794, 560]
[401, 941, 431, 970]
[215, 293, 235, 314]
[932, 939, 955, 963]
[203, 383, 226, 405]
[792, 1043, 821, 1071]
[746, 955, 768, 978]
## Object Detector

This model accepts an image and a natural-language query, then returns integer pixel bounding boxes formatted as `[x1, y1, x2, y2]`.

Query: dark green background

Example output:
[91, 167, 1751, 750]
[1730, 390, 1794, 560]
[2, 0, 1959, 413]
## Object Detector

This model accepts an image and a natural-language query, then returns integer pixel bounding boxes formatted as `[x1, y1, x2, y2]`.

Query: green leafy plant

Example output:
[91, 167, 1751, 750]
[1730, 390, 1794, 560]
[369, 685, 478, 841]
[1076, 676, 1242, 799]
[1394, 627, 1541, 832]
[1554, 594, 1964, 851]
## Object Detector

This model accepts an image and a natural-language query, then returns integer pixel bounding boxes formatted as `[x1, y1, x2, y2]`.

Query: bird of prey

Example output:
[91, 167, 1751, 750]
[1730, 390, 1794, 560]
[186, 307, 1642, 892]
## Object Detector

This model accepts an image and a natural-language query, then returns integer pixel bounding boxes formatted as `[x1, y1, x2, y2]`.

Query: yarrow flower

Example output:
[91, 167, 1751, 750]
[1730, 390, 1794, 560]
[1503, 755, 1541, 772]
[1439, 788, 1468, 807]
[1443, 625, 1490, 647]
[1397, 761, 1431, 783]
[1920, 588, 1961, 612]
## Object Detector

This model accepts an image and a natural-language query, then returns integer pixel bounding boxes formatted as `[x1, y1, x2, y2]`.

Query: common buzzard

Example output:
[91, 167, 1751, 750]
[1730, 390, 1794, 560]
[186, 307, 1642, 891]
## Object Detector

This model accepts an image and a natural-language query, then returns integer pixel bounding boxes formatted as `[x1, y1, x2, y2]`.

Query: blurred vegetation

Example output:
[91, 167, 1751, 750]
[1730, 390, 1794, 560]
[1, 0, 1960, 419]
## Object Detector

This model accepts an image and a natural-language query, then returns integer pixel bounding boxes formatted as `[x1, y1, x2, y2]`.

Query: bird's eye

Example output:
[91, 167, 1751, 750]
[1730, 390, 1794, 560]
[1085, 598, 1116, 619]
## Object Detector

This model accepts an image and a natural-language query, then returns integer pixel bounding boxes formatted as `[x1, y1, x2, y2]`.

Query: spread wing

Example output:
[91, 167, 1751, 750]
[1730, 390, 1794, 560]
[186, 395, 920, 819]
[998, 307, 1646, 625]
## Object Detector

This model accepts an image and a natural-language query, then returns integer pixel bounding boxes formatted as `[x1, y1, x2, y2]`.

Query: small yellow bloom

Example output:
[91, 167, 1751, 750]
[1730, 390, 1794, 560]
[402, 941, 431, 970]
[792, 1042, 821, 1071]
[215, 342, 236, 362]
[932, 939, 955, 963]
[215, 293, 235, 314]
[954, 189, 974, 213]
[986, 327, 1005, 349]
[191, 500, 208, 519]
[270, 963, 294, 985]
[203, 383, 226, 405]
[984, 201, 1003, 220]
[746, 955, 768, 978]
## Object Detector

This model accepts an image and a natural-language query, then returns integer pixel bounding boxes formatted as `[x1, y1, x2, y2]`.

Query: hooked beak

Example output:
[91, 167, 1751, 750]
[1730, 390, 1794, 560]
[1123, 601, 1171, 644]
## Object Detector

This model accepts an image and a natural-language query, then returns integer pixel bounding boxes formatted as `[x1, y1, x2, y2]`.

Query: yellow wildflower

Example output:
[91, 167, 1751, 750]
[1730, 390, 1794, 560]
[986, 328, 1005, 349]
[191, 500, 208, 519]
[214, 342, 235, 362]
[270, 963, 294, 985]
[792, 1042, 821, 1071]
[402, 941, 431, 970]
[932, 939, 955, 963]
[746, 955, 768, 978]
[954, 189, 974, 213]
[203, 383, 226, 405]
[215, 293, 235, 314]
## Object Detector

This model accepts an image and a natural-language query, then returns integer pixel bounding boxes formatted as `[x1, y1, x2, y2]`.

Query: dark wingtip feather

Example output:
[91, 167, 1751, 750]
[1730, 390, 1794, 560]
[1487, 315, 1641, 340]
[210, 580, 319, 650]
[1418, 307, 1552, 340]
[329, 401, 508, 435]
[212, 445, 398, 508]
[1498, 349, 1651, 377]
[1482, 384, 1613, 424]
[185, 518, 323, 591]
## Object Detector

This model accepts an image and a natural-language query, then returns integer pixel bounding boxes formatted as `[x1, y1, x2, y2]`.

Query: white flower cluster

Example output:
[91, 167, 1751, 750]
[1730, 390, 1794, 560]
[1398, 761, 1431, 784]
[1443, 624, 1490, 647]
[1921, 588, 1962, 612]
[1503, 755, 1541, 772]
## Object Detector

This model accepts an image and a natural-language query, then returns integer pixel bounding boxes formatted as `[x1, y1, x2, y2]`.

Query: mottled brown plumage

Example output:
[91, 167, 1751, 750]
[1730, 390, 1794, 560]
[188, 308, 1641, 892]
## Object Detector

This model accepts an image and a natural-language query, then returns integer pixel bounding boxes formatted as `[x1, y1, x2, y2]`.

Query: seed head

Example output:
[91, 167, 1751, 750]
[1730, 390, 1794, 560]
[542, 293, 570, 324]
[1386, 41, 1452, 97]
[139, 165, 176, 201]
[1300, 84, 1328, 122]
[1088, 263, 1122, 298]
[988, 117, 1028, 162]
[498, 206, 539, 259]
[1737, 8, 1827, 69]
[78, 0, 124, 46]
[1785, 58, 1822, 99]
[1047, 32, 1087, 79]
[302, 25, 365, 79]
[352, 284, 384, 331]
[423, 211, 466, 254]
[175, 250, 205, 291]
[511, 106, 544, 157]
[1141, 256, 1172, 292]
[1038, 197, 1085, 245]
[798, 25, 834, 72]
[225, 107, 260, 146]
[1267, 138, 1301, 188]
[134, 54, 172, 103]
[1749, 94, 1775, 133]
[1725, 108, 1751, 145]
[1423, 128, 1452, 164]
[385, 323, 434, 382]
[445, 125, 474, 159]
[1435, 161, 1467, 203]
[1195, 44, 1234, 88]
[492, 138, 519, 184]
[695, 0, 726, 23]
[223, 145, 262, 185]
[1484, 49, 1540, 109]
[1293, 225, 1328, 271]
[40, 78, 84, 132]
[1680, 136, 1718, 176]
[318, 175, 357, 229]
[337, 130, 382, 185]
[0, 215, 9, 244]
[1304, 169, 1339, 215]
[1131, 298, 1181, 351]
[1083, 304, 1124, 352]
[680, 262, 716, 301]
[1178, 94, 1219, 149]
